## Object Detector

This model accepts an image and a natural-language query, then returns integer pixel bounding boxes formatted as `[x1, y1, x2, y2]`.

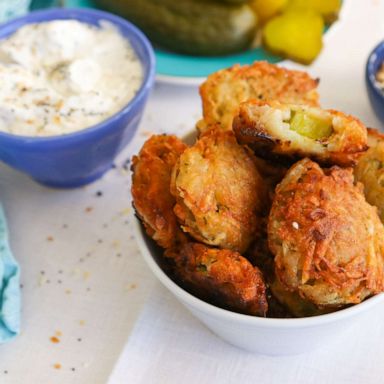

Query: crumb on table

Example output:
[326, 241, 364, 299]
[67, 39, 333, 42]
[50, 336, 60, 344]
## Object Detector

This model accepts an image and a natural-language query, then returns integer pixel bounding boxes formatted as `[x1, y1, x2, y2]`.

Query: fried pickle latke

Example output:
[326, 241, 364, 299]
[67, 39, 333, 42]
[131, 135, 188, 249]
[246, 225, 330, 317]
[355, 129, 384, 222]
[171, 130, 265, 253]
[367, 127, 384, 148]
[233, 100, 368, 167]
[268, 158, 384, 307]
[252, 156, 288, 208]
[168, 242, 268, 316]
[197, 61, 319, 134]
[268, 277, 334, 317]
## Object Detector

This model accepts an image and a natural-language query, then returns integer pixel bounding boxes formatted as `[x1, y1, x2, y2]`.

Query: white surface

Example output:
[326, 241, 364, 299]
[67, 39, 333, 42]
[108, 284, 384, 384]
[0, 0, 383, 382]
[0, 83, 199, 383]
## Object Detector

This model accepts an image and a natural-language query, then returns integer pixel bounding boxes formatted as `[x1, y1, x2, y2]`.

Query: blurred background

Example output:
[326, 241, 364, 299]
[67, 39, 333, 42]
[0, 0, 60, 22]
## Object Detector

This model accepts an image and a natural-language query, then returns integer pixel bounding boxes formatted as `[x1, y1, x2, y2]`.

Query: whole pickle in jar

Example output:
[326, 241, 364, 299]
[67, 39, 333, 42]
[94, 0, 258, 56]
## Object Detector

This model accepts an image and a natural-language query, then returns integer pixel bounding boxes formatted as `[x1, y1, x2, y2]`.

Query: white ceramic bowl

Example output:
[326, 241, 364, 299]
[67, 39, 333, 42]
[133, 217, 384, 355]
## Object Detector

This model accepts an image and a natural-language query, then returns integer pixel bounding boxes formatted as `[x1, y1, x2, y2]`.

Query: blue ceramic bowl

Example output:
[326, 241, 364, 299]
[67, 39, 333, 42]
[366, 41, 384, 125]
[0, 8, 155, 188]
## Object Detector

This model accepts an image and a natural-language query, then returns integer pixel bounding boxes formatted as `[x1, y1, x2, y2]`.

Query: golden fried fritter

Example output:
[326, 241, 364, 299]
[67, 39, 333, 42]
[268, 158, 384, 307]
[197, 61, 319, 134]
[252, 156, 288, 208]
[367, 127, 384, 148]
[171, 129, 265, 253]
[246, 227, 329, 317]
[131, 135, 187, 249]
[233, 100, 368, 167]
[169, 242, 268, 316]
[269, 278, 333, 317]
[355, 129, 384, 222]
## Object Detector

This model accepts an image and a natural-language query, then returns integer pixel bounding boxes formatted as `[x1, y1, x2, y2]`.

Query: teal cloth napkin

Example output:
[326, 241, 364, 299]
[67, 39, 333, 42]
[0, 206, 20, 342]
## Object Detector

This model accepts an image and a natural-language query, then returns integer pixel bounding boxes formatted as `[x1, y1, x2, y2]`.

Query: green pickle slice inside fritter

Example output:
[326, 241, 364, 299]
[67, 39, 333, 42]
[289, 111, 333, 140]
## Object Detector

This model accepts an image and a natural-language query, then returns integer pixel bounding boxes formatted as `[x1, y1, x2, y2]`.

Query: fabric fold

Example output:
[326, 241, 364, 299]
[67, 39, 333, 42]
[0, 205, 20, 342]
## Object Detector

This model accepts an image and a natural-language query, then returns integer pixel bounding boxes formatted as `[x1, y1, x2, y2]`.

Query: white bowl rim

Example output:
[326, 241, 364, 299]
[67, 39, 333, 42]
[133, 216, 384, 329]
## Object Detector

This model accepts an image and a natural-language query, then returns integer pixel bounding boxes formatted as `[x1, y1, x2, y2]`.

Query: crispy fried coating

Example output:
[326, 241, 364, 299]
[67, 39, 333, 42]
[131, 135, 188, 249]
[252, 156, 288, 208]
[246, 227, 329, 317]
[171, 130, 265, 253]
[367, 127, 384, 148]
[233, 100, 368, 167]
[268, 158, 384, 307]
[269, 277, 333, 317]
[170, 242, 268, 316]
[197, 61, 319, 134]
[355, 129, 384, 222]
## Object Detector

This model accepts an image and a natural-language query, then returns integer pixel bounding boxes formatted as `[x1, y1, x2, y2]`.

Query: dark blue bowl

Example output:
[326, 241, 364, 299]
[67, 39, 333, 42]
[366, 41, 384, 126]
[0, 8, 155, 188]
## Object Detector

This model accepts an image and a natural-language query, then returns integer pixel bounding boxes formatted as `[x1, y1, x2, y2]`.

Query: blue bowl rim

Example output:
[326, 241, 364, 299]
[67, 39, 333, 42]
[366, 40, 384, 101]
[0, 7, 156, 145]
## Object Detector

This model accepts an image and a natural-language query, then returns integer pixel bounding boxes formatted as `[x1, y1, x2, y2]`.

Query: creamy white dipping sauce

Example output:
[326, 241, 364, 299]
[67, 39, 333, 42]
[0, 20, 144, 136]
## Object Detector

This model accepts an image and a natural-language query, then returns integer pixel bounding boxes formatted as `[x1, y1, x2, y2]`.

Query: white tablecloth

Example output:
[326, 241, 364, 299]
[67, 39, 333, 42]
[108, 283, 384, 384]
[0, 0, 383, 383]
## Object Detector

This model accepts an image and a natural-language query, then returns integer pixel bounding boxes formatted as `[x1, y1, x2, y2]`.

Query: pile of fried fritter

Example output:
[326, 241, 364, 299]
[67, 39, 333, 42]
[131, 61, 384, 318]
